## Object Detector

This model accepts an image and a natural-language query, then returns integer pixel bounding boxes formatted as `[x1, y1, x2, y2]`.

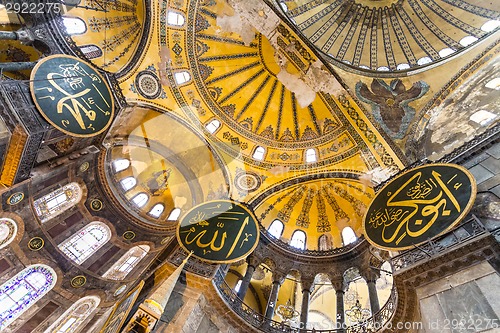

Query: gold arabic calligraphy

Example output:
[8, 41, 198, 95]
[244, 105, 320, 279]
[368, 171, 462, 245]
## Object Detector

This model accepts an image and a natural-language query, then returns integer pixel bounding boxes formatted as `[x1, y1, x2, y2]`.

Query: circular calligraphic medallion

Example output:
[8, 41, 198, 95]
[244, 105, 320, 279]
[363, 163, 476, 250]
[30, 54, 114, 137]
[176, 200, 260, 264]
[28, 237, 44, 251]
[7, 192, 24, 205]
[123, 231, 136, 241]
[90, 199, 103, 211]
[71, 275, 86, 288]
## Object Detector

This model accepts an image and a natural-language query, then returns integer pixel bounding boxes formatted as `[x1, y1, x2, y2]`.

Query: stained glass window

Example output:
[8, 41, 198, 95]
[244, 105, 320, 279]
[34, 183, 82, 223]
[290, 230, 306, 250]
[113, 159, 130, 173]
[58, 222, 111, 265]
[342, 227, 357, 246]
[43, 295, 100, 333]
[120, 177, 137, 191]
[0, 218, 17, 250]
[268, 219, 284, 239]
[0, 265, 57, 330]
[148, 204, 164, 218]
[102, 245, 149, 280]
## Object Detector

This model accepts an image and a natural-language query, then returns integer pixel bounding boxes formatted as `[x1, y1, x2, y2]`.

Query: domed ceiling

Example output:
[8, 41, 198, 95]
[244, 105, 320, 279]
[278, 0, 500, 73]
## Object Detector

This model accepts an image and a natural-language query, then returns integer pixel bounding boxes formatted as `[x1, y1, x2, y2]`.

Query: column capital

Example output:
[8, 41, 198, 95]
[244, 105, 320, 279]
[329, 275, 346, 292]
[300, 278, 315, 293]
[246, 253, 261, 269]
[271, 271, 286, 285]
[360, 268, 380, 283]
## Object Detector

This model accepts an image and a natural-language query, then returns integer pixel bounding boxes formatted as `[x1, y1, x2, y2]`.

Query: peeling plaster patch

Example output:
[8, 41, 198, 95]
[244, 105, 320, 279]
[158, 46, 172, 87]
[362, 166, 397, 186]
[276, 69, 316, 107]
[216, 13, 256, 46]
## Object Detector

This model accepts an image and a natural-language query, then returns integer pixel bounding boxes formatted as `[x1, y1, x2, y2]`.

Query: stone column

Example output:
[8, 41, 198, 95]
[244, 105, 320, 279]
[331, 276, 346, 332]
[237, 255, 260, 300]
[265, 273, 285, 320]
[300, 279, 314, 329]
[366, 279, 380, 314]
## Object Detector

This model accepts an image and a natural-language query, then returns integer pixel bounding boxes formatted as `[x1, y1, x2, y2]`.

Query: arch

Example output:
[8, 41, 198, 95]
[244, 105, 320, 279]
[318, 234, 333, 251]
[305, 148, 317, 163]
[0, 265, 57, 330]
[120, 177, 137, 191]
[148, 204, 165, 218]
[205, 119, 221, 134]
[62, 17, 87, 35]
[342, 227, 357, 246]
[131, 193, 149, 208]
[268, 219, 284, 239]
[174, 71, 191, 85]
[290, 230, 306, 250]
[102, 245, 149, 280]
[167, 208, 181, 221]
[43, 295, 100, 333]
[167, 11, 185, 26]
[112, 159, 130, 173]
[58, 222, 111, 265]
[34, 182, 83, 223]
[252, 146, 266, 161]
[0, 218, 17, 250]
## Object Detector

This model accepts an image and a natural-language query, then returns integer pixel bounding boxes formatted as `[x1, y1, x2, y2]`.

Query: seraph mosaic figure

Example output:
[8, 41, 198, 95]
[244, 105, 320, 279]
[356, 79, 429, 139]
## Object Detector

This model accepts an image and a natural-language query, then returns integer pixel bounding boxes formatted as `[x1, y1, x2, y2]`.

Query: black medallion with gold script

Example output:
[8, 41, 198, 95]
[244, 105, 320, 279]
[177, 200, 260, 263]
[30, 55, 114, 137]
[363, 163, 476, 250]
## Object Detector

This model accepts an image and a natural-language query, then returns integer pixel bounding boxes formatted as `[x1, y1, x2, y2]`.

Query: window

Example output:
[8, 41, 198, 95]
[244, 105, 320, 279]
[417, 57, 432, 66]
[167, 208, 181, 221]
[167, 11, 185, 26]
[0, 265, 57, 330]
[120, 177, 137, 191]
[174, 71, 191, 85]
[470, 110, 497, 126]
[342, 227, 357, 246]
[305, 148, 317, 163]
[102, 245, 149, 280]
[131, 193, 148, 208]
[113, 159, 130, 173]
[268, 219, 284, 239]
[481, 20, 500, 32]
[290, 230, 306, 250]
[43, 295, 100, 333]
[148, 204, 165, 218]
[34, 182, 82, 223]
[252, 146, 266, 161]
[460, 36, 478, 47]
[438, 48, 455, 58]
[376, 66, 390, 71]
[318, 234, 333, 251]
[0, 218, 17, 250]
[58, 222, 111, 265]
[205, 119, 221, 134]
[485, 78, 500, 90]
[396, 63, 410, 70]
[62, 17, 87, 35]
[234, 280, 242, 293]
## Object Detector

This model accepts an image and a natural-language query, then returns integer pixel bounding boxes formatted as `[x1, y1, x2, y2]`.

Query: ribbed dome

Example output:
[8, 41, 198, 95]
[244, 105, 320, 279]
[278, 0, 500, 73]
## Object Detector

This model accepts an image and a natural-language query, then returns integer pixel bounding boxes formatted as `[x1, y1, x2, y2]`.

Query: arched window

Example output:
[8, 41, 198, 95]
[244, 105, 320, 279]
[34, 182, 83, 223]
[43, 295, 100, 333]
[438, 48, 455, 58]
[205, 119, 221, 134]
[234, 280, 242, 293]
[0, 218, 17, 250]
[417, 57, 432, 66]
[342, 227, 357, 246]
[460, 36, 478, 47]
[481, 20, 500, 32]
[268, 219, 284, 239]
[305, 148, 317, 163]
[252, 146, 266, 161]
[102, 245, 149, 280]
[167, 208, 181, 221]
[131, 193, 148, 208]
[167, 11, 185, 26]
[113, 159, 130, 173]
[148, 204, 165, 218]
[290, 230, 306, 250]
[396, 63, 410, 70]
[318, 234, 333, 251]
[0, 265, 57, 330]
[120, 177, 137, 191]
[58, 222, 111, 265]
[376, 66, 390, 71]
[62, 17, 87, 35]
[174, 71, 191, 85]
